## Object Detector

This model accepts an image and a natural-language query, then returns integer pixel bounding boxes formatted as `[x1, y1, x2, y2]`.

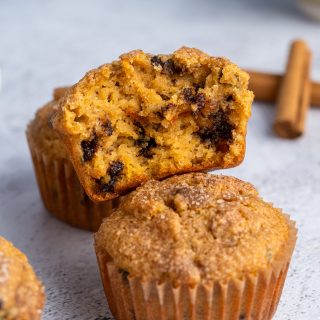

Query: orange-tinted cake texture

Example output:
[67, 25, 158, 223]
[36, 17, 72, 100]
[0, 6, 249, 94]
[53, 47, 254, 201]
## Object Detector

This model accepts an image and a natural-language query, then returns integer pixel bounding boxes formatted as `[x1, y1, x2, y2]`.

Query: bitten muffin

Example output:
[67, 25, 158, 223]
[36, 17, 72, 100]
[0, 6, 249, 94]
[0, 237, 44, 320]
[26, 88, 121, 232]
[53, 47, 254, 201]
[95, 173, 297, 320]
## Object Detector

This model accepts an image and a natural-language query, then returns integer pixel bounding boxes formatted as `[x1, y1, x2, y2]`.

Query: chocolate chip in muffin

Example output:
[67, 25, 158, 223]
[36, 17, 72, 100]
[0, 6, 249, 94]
[156, 105, 170, 119]
[195, 93, 206, 111]
[163, 59, 181, 75]
[151, 55, 163, 67]
[183, 88, 206, 107]
[183, 88, 195, 104]
[197, 109, 234, 146]
[102, 118, 113, 136]
[104, 161, 124, 191]
[136, 136, 157, 159]
[97, 160, 124, 193]
[134, 122, 157, 158]
[226, 94, 234, 102]
[81, 134, 98, 162]
[108, 160, 124, 177]
[159, 93, 170, 101]
[151, 56, 181, 75]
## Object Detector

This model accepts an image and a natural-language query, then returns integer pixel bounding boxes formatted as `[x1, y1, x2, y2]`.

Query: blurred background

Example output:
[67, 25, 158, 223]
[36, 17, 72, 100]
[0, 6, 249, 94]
[0, 0, 320, 319]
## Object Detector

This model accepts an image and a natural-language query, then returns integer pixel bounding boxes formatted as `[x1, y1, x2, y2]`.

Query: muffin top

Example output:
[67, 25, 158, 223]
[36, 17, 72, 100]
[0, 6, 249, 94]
[95, 173, 290, 284]
[0, 237, 44, 320]
[26, 88, 69, 159]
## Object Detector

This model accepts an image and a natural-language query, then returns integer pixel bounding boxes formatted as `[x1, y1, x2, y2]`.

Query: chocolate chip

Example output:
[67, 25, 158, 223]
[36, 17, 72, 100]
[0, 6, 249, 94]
[98, 181, 114, 193]
[108, 160, 124, 177]
[159, 93, 170, 101]
[97, 160, 124, 193]
[215, 141, 229, 153]
[102, 119, 113, 136]
[183, 88, 205, 106]
[183, 88, 195, 104]
[195, 93, 206, 111]
[197, 109, 234, 146]
[151, 56, 181, 75]
[163, 59, 180, 75]
[81, 134, 98, 162]
[183, 88, 206, 114]
[134, 122, 157, 158]
[137, 137, 157, 158]
[151, 55, 163, 67]
[0, 298, 3, 309]
[239, 315, 246, 320]
[156, 105, 170, 119]
[195, 81, 206, 90]
[134, 121, 146, 135]
[226, 94, 234, 102]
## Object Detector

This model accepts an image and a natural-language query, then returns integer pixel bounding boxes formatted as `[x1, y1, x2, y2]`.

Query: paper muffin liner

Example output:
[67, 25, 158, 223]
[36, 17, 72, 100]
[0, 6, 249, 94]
[95, 217, 297, 320]
[26, 137, 121, 232]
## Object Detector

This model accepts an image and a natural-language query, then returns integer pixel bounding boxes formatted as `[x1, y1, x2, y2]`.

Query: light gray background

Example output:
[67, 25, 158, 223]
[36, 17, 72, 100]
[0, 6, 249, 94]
[0, 0, 320, 319]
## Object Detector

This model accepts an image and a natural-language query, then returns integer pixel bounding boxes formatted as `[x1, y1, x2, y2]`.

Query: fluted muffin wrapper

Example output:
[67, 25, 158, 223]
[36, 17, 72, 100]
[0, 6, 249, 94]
[95, 216, 297, 320]
[26, 135, 120, 232]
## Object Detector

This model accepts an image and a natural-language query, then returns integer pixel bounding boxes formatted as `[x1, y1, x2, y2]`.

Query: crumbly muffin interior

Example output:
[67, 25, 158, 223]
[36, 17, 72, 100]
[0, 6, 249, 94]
[56, 48, 253, 200]
[95, 173, 290, 284]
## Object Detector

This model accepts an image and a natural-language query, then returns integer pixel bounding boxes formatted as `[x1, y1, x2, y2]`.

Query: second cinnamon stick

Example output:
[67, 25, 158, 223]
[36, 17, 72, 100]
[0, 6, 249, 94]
[273, 40, 312, 138]
[247, 70, 320, 107]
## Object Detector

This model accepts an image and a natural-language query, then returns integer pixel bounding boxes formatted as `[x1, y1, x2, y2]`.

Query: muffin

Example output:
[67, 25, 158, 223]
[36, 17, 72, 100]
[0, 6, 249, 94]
[95, 173, 297, 320]
[53, 47, 254, 201]
[0, 237, 44, 320]
[26, 88, 121, 232]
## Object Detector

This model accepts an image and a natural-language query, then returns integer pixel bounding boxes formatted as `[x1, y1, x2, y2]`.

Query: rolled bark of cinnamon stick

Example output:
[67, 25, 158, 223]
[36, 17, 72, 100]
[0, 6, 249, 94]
[247, 70, 320, 107]
[247, 71, 281, 103]
[296, 49, 312, 134]
[273, 40, 312, 138]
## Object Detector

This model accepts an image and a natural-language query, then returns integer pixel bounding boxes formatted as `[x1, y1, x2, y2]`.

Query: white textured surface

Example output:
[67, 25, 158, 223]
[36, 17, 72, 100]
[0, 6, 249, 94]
[0, 0, 320, 319]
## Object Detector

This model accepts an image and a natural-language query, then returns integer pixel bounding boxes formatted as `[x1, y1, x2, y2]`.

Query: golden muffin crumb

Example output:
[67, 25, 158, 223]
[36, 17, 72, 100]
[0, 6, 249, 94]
[95, 173, 290, 285]
[0, 237, 44, 320]
[27, 98, 69, 159]
[53, 47, 254, 201]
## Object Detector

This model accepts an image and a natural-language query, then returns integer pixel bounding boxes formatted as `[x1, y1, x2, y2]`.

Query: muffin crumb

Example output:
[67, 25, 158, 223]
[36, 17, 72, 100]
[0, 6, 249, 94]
[53, 47, 253, 201]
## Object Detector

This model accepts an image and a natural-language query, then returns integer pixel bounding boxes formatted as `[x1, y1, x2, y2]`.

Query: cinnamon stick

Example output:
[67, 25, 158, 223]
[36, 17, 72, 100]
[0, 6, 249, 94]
[273, 40, 312, 138]
[295, 49, 312, 134]
[247, 71, 320, 107]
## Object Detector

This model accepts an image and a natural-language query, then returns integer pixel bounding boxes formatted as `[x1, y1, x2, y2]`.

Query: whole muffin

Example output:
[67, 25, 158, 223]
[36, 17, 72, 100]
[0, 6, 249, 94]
[95, 173, 297, 320]
[26, 88, 121, 232]
[0, 237, 44, 320]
